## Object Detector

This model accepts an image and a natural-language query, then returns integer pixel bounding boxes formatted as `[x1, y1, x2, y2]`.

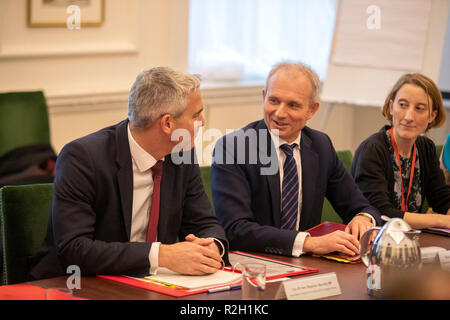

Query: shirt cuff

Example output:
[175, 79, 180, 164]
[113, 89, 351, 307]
[148, 242, 160, 275]
[357, 212, 376, 226]
[292, 232, 310, 257]
[211, 238, 225, 258]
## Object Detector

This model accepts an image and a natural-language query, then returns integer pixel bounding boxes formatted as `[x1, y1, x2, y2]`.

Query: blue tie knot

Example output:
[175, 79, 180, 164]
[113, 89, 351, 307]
[280, 143, 297, 157]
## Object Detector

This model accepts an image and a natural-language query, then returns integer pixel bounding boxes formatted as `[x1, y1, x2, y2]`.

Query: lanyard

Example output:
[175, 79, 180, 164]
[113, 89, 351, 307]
[388, 128, 417, 211]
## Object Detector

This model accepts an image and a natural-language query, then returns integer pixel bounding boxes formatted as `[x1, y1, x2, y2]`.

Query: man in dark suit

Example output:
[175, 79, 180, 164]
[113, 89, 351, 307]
[211, 62, 381, 257]
[30, 67, 228, 280]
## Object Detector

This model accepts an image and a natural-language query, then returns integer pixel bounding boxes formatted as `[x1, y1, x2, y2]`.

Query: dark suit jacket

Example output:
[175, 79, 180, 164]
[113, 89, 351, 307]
[211, 119, 381, 256]
[29, 119, 228, 280]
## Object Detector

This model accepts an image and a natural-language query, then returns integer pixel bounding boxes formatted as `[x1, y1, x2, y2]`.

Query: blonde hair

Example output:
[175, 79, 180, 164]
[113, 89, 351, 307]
[381, 73, 446, 130]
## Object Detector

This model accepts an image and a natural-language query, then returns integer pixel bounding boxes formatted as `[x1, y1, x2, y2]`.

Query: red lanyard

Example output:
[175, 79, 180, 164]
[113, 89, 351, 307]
[388, 128, 416, 211]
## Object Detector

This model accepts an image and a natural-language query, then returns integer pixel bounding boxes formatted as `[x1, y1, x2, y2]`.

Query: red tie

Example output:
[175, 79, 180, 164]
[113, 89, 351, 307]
[146, 160, 163, 242]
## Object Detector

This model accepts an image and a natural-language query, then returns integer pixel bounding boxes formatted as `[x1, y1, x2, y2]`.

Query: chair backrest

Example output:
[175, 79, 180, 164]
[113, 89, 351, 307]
[200, 166, 214, 213]
[336, 149, 353, 172]
[0, 91, 51, 157]
[0, 183, 53, 285]
[421, 144, 444, 213]
[321, 150, 354, 223]
[436, 144, 443, 160]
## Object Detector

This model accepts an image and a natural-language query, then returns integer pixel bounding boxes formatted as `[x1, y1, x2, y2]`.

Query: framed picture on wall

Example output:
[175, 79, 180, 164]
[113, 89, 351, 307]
[28, 0, 105, 27]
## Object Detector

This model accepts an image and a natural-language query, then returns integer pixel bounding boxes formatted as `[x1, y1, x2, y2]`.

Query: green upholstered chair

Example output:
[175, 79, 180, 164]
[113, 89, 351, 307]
[200, 166, 214, 213]
[320, 150, 354, 223]
[0, 183, 53, 285]
[436, 144, 443, 162]
[0, 91, 51, 158]
[335, 150, 353, 172]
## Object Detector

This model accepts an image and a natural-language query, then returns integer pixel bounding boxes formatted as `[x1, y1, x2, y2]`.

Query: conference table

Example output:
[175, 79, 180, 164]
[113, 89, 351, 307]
[23, 231, 450, 301]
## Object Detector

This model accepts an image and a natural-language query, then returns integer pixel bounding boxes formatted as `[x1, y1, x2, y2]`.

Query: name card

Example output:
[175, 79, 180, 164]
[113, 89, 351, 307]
[438, 250, 450, 271]
[420, 246, 446, 264]
[275, 272, 341, 300]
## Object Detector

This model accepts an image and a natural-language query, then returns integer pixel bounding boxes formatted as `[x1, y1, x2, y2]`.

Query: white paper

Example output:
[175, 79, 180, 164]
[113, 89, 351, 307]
[332, 0, 430, 71]
[141, 268, 242, 290]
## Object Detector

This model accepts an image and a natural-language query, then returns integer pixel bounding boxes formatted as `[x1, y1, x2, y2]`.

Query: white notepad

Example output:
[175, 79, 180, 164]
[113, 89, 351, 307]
[143, 268, 242, 290]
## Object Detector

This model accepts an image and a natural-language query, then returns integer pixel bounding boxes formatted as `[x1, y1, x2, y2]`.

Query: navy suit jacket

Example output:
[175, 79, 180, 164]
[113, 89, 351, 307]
[29, 119, 228, 279]
[211, 119, 381, 256]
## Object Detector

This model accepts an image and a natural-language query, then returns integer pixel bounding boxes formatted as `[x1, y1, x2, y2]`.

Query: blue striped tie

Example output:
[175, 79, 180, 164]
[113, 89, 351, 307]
[280, 143, 298, 230]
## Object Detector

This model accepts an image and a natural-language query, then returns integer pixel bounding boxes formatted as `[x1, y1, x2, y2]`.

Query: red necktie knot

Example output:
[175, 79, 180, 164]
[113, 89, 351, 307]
[151, 160, 163, 177]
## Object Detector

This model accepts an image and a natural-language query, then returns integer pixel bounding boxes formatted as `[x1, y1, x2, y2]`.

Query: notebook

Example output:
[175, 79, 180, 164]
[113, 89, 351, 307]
[422, 227, 450, 237]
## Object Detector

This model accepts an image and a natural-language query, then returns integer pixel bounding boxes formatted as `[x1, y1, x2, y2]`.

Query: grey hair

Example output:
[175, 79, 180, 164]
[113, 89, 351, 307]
[264, 61, 321, 106]
[128, 67, 201, 129]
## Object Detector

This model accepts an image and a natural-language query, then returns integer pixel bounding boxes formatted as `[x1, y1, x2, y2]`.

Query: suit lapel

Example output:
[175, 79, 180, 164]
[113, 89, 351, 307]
[115, 120, 134, 240]
[156, 157, 171, 244]
[256, 120, 282, 227]
[267, 170, 281, 227]
[299, 130, 318, 228]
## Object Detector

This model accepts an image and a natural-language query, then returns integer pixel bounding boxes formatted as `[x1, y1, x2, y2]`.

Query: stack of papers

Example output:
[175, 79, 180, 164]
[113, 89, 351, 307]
[138, 267, 242, 291]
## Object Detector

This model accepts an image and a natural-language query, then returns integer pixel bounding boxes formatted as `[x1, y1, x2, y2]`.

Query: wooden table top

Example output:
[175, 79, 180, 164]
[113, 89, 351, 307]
[22, 231, 450, 301]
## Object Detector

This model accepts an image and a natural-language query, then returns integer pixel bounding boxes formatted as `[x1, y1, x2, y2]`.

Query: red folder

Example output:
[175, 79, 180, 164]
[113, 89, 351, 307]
[306, 221, 361, 263]
[0, 284, 87, 300]
[98, 251, 318, 297]
[229, 251, 318, 279]
[97, 272, 240, 298]
[306, 221, 346, 236]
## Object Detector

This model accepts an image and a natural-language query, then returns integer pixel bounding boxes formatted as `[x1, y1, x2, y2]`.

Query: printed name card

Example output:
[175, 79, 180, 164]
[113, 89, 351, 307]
[275, 272, 341, 300]
[438, 250, 450, 271]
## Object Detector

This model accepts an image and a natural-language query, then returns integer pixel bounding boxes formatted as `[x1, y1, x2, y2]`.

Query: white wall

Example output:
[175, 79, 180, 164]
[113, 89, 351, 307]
[0, 0, 173, 152]
[0, 0, 448, 166]
[438, 5, 450, 93]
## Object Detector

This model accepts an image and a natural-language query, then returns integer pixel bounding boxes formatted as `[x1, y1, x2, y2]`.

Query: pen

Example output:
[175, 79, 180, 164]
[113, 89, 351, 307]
[207, 284, 242, 294]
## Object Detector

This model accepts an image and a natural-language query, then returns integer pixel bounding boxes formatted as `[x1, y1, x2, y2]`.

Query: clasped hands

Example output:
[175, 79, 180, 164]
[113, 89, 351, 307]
[303, 215, 374, 257]
[159, 234, 223, 275]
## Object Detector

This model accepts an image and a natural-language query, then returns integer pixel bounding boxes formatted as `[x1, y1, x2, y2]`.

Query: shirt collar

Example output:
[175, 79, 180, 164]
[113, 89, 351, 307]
[269, 130, 301, 150]
[127, 123, 161, 172]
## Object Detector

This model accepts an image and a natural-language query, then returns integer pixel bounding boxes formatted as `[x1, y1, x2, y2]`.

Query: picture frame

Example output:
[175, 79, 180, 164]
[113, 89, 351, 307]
[27, 0, 105, 27]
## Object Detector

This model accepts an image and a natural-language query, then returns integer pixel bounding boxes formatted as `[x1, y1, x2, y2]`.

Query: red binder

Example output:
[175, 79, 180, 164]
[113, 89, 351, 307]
[0, 284, 87, 300]
[97, 272, 240, 298]
[306, 221, 361, 263]
[306, 221, 346, 236]
[228, 251, 318, 279]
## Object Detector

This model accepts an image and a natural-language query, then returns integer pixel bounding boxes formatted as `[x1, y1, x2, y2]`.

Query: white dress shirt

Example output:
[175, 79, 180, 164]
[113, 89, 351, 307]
[127, 124, 161, 274]
[269, 131, 309, 257]
[269, 131, 376, 257]
[127, 124, 225, 274]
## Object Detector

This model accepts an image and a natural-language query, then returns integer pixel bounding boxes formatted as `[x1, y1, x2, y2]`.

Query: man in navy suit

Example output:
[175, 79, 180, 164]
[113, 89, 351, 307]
[211, 62, 381, 257]
[30, 67, 228, 280]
